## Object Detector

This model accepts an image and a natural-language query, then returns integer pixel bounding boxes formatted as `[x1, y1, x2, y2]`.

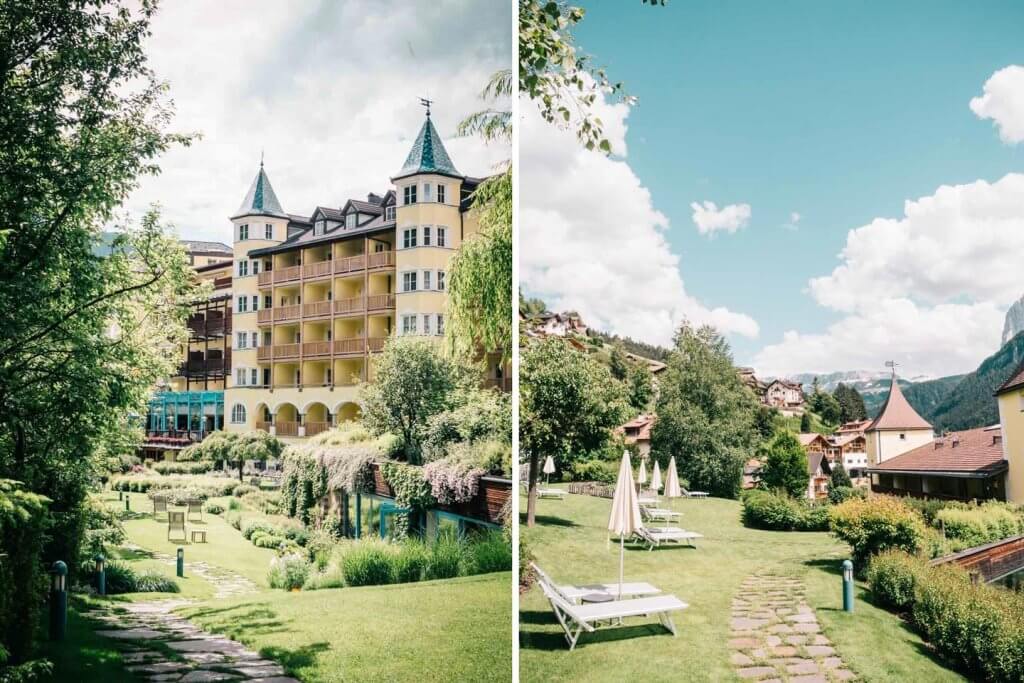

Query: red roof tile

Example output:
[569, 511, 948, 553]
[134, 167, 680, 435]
[866, 378, 932, 431]
[870, 426, 1007, 475]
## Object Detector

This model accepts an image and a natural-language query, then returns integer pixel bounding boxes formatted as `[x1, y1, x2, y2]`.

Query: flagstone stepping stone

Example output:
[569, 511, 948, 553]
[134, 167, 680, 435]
[178, 670, 239, 682]
[737, 666, 777, 679]
[96, 628, 167, 640]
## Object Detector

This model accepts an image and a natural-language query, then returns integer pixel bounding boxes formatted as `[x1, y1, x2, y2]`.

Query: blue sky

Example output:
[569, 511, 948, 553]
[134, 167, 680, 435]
[520, 0, 1023, 378]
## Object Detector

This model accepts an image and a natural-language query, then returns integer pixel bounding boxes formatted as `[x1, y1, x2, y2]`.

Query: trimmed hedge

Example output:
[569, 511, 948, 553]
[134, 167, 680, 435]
[935, 504, 1022, 549]
[829, 496, 926, 568]
[151, 461, 214, 476]
[741, 490, 829, 531]
[866, 549, 927, 611]
[110, 475, 238, 497]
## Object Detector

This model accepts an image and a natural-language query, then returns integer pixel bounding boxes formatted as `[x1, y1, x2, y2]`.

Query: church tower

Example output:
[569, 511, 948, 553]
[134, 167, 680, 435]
[865, 372, 935, 466]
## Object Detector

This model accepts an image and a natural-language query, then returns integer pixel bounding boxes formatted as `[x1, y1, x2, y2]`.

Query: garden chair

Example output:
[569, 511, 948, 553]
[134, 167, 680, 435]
[531, 563, 660, 603]
[534, 565, 687, 650]
[520, 480, 565, 500]
[682, 487, 709, 498]
[639, 506, 681, 524]
[635, 526, 703, 550]
[186, 499, 203, 522]
[638, 495, 659, 507]
[152, 496, 168, 517]
[167, 511, 187, 543]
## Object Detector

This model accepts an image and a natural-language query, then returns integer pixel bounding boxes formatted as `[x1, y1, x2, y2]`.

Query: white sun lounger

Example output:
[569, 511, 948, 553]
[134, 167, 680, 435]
[638, 496, 659, 507]
[636, 526, 703, 550]
[531, 563, 660, 602]
[640, 506, 681, 522]
[682, 488, 709, 498]
[520, 481, 566, 499]
[533, 566, 688, 650]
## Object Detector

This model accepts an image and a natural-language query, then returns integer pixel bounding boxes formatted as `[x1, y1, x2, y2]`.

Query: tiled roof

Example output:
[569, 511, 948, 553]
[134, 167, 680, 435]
[831, 433, 865, 448]
[866, 377, 932, 431]
[837, 419, 871, 434]
[180, 240, 232, 254]
[314, 206, 345, 222]
[798, 433, 828, 447]
[234, 164, 287, 218]
[246, 215, 394, 257]
[996, 358, 1024, 395]
[870, 426, 1007, 475]
[348, 199, 384, 214]
[617, 414, 655, 442]
[394, 115, 461, 179]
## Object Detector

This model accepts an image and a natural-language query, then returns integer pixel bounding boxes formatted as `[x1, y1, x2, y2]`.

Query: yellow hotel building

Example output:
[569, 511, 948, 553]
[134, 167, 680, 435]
[221, 112, 494, 441]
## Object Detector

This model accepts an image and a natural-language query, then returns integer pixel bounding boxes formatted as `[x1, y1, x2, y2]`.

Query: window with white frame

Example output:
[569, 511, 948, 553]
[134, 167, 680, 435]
[315, 218, 325, 235]
[250, 331, 258, 348]
[423, 183, 433, 202]
[252, 259, 260, 275]
[402, 271, 417, 292]
[437, 226, 447, 247]
[402, 227, 417, 249]
[236, 332, 248, 349]
[251, 295, 259, 311]
[238, 224, 249, 240]
[385, 205, 395, 221]
[346, 213, 356, 229]
[237, 296, 248, 313]
[422, 271, 432, 290]
[422, 226, 431, 246]
[265, 223, 273, 239]
[231, 404, 246, 423]
[402, 314, 417, 335]
[437, 270, 446, 291]
[234, 368, 247, 386]
[437, 184, 446, 204]
[403, 185, 417, 205]
[423, 314, 432, 336]
[250, 368, 258, 386]
[237, 260, 248, 277]
[436, 313, 445, 335]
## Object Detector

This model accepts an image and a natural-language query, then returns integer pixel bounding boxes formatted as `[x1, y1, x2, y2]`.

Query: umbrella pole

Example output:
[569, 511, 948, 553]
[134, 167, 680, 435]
[619, 534, 625, 599]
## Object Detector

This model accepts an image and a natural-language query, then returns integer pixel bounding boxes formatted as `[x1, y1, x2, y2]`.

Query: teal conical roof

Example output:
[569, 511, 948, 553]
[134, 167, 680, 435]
[395, 115, 461, 179]
[234, 163, 287, 218]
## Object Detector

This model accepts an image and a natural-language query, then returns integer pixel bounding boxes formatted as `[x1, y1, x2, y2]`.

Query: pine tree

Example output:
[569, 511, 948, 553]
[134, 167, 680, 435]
[800, 412, 812, 432]
[830, 460, 853, 489]
[609, 342, 629, 381]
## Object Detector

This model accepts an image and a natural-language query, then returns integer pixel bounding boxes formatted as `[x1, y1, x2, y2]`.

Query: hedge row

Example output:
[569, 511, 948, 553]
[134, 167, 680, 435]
[150, 461, 214, 476]
[110, 475, 238, 497]
[867, 550, 1024, 681]
[741, 489, 829, 531]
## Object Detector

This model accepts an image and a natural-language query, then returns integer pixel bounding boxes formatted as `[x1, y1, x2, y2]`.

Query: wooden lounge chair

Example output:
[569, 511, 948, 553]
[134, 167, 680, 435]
[531, 563, 661, 602]
[640, 506, 681, 523]
[636, 526, 703, 550]
[534, 567, 687, 650]
[152, 496, 168, 517]
[167, 511, 186, 542]
[186, 499, 203, 522]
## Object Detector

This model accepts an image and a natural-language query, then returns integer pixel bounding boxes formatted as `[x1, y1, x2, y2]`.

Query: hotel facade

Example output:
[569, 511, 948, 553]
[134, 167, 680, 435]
[146, 113, 503, 447]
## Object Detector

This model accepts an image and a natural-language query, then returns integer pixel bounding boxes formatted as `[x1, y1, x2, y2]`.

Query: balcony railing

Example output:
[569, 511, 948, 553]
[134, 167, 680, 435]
[273, 343, 300, 360]
[274, 265, 301, 284]
[367, 251, 395, 269]
[274, 304, 301, 322]
[257, 271, 273, 287]
[275, 421, 299, 437]
[302, 341, 332, 358]
[303, 260, 332, 279]
[367, 337, 386, 353]
[334, 254, 366, 275]
[257, 309, 274, 325]
[302, 300, 332, 318]
[334, 338, 364, 355]
[306, 422, 330, 437]
[187, 317, 226, 338]
[255, 421, 271, 433]
[367, 294, 395, 311]
[257, 346, 272, 361]
[334, 296, 365, 316]
[177, 358, 225, 377]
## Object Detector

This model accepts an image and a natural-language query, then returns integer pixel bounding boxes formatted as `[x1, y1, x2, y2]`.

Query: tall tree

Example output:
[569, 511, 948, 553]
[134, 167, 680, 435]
[759, 432, 810, 498]
[834, 383, 867, 423]
[520, 337, 629, 526]
[627, 363, 654, 412]
[800, 411, 812, 432]
[609, 343, 629, 381]
[649, 322, 761, 498]
[0, 0, 198, 661]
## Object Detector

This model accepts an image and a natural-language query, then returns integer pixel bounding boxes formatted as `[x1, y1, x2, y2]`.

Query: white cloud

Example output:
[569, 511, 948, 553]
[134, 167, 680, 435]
[520, 93, 759, 347]
[783, 211, 801, 231]
[124, 0, 511, 242]
[753, 299, 1003, 378]
[753, 174, 1024, 377]
[690, 200, 751, 236]
[808, 173, 1024, 313]
[970, 65, 1024, 145]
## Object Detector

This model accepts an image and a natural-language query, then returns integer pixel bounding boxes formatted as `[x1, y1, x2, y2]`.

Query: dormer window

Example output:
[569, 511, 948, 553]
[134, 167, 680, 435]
[346, 213, 356, 229]
[315, 219, 325, 235]
[403, 185, 417, 205]
[385, 205, 395, 221]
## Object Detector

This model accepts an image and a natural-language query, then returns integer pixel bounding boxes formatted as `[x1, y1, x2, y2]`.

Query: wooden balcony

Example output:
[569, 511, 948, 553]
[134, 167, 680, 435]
[274, 265, 301, 284]
[367, 294, 395, 311]
[273, 343, 300, 360]
[187, 316, 226, 338]
[177, 358, 226, 377]
[302, 341, 332, 358]
[303, 260, 332, 280]
[367, 251, 395, 269]
[302, 300, 332, 318]
[276, 421, 299, 437]
[213, 275, 232, 290]
[257, 309, 274, 325]
[334, 337, 365, 356]
[334, 254, 366, 275]
[257, 271, 274, 287]
[305, 422, 330, 437]
[333, 296, 365, 316]
[257, 346, 272, 361]
[367, 337, 386, 353]
[274, 304, 301, 322]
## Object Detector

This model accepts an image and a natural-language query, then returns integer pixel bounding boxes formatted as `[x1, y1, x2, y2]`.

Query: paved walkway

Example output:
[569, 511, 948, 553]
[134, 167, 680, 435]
[91, 546, 295, 682]
[728, 571, 857, 682]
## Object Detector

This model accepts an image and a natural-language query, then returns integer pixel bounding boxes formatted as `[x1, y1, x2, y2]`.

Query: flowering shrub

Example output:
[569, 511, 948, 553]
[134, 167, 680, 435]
[423, 459, 485, 505]
[268, 553, 309, 590]
[829, 496, 926, 567]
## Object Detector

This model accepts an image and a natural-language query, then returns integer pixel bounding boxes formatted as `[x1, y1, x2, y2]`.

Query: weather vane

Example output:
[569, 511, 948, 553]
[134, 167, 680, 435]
[419, 97, 433, 117]
[885, 360, 899, 376]
[260, 147, 264, 168]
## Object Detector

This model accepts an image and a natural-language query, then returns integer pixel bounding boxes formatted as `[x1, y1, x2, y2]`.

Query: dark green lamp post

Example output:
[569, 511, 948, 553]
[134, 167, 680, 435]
[125, 494, 130, 512]
[176, 547, 184, 578]
[94, 554, 106, 596]
[49, 561, 68, 641]
[842, 559, 854, 613]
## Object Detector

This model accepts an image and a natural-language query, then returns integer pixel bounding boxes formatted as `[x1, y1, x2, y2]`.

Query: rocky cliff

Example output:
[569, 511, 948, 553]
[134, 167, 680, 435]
[1004, 294, 1024, 345]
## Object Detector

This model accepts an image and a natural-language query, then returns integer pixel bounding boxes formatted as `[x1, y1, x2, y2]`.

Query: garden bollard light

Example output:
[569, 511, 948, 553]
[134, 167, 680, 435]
[125, 495, 130, 512]
[177, 547, 184, 578]
[94, 554, 106, 596]
[118, 490, 123, 501]
[49, 561, 68, 641]
[842, 559, 854, 613]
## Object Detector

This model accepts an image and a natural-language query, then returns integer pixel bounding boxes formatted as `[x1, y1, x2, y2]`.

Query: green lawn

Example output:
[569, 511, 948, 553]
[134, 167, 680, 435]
[519, 489, 964, 683]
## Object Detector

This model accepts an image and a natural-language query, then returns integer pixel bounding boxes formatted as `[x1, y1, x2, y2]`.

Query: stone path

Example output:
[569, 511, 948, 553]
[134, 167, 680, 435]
[90, 546, 293, 682]
[728, 571, 857, 682]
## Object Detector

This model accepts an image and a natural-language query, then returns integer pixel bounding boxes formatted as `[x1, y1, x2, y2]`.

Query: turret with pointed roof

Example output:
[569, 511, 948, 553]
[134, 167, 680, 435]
[865, 371, 935, 466]
[393, 113, 461, 181]
[866, 376, 932, 431]
[233, 161, 287, 219]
